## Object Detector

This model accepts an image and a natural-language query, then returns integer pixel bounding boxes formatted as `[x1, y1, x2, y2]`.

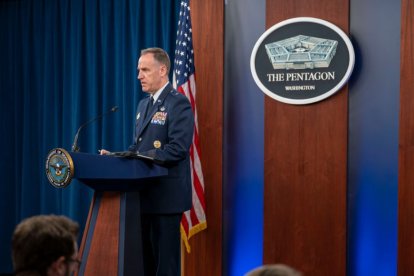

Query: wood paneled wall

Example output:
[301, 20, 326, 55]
[263, 1, 349, 275]
[397, 0, 414, 275]
[182, 0, 223, 275]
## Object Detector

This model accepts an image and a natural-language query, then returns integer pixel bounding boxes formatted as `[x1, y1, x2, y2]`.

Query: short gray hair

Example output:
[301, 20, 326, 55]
[140, 47, 171, 74]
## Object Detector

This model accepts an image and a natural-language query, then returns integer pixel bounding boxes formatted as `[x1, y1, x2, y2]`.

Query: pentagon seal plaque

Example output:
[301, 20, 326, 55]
[45, 148, 74, 188]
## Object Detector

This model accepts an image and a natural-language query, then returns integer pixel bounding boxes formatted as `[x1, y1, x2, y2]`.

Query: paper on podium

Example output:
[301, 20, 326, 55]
[107, 151, 154, 161]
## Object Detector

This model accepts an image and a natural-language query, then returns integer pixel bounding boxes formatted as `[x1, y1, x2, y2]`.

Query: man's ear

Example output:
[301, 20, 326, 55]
[48, 256, 66, 276]
[160, 64, 168, 77]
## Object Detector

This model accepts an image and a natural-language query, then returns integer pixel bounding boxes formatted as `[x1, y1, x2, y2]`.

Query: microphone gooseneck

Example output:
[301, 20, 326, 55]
[71, 105, 119, 152]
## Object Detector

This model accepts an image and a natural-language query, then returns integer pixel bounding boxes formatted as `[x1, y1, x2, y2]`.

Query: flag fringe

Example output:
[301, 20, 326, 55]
[180, 221, 208, 253]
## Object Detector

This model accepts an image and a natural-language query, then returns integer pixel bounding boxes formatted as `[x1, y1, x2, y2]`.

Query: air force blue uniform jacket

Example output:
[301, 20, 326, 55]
[129, 83, 194, 214]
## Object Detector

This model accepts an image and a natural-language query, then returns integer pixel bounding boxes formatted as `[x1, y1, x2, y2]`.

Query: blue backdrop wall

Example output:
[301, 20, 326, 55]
[224, 0, 265, 275]
[348, 0, 400, 275]
[0, 0, 180, 272]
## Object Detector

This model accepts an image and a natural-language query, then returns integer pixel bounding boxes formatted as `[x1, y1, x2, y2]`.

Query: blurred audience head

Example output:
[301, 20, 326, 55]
[12, 214, 80, 276]
[245, 264, 302, 276]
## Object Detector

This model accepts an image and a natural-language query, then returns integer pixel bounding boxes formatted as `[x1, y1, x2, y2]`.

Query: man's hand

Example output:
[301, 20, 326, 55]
[98, 149, 111, 155]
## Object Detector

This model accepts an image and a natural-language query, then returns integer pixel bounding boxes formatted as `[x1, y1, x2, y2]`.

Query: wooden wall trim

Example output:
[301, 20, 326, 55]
[397, 0, 414, 274]
[182, 0, 223, 275]
[84, 192, 120, 275]
[263, 1, 349, 275]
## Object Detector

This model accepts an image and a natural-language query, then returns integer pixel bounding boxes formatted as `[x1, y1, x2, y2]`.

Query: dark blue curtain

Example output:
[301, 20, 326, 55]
[0, 0, 180, 272]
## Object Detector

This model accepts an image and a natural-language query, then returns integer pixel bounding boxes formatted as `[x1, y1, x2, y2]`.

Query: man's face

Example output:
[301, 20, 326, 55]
[48, 242, 80, 276]
[64, 257, 80, 276]
[64, 242, 80, 276]
[137, 53, 167, 93]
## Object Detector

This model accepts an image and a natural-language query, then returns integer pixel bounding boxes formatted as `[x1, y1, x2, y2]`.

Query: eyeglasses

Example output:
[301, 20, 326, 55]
[67, 258, 82, 269]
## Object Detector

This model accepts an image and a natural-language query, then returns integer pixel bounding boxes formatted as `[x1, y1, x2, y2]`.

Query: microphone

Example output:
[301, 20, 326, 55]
[71, 106, 119, 152]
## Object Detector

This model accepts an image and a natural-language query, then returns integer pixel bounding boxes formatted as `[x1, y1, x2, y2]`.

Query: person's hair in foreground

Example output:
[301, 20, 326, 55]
[245, 264, 302, 276]
[12, 214, 80, 276]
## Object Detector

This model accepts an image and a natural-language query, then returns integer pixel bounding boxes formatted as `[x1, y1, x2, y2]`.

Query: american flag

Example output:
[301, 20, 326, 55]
[173, 0, 207, 253]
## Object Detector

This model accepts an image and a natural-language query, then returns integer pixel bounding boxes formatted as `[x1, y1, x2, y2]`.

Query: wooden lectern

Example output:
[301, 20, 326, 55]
[68, 152, 167, 276]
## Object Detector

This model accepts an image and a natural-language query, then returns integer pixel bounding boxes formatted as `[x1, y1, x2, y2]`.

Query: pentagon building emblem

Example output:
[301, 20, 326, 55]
[265, 35, 338, 70]
[251, 17, 355, 105]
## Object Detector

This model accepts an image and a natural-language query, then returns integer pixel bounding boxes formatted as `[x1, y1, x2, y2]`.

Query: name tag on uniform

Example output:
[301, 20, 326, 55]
[151, 112, 167, 125]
